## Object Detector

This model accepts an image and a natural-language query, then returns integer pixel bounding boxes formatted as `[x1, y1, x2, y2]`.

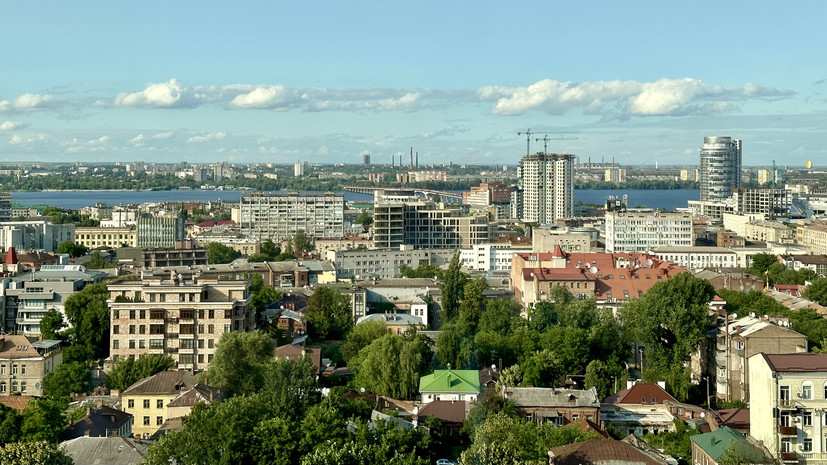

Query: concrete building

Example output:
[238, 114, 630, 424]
[780, 254, 827, 276]
[461, 239, 532, 272]
[745, 220, 796, 244]
[108, 274, 254, 372]
[0, 221, 75, 253]
[0, 192, 11, 222]
[605, 211, 693, 253]
[136, 215, 184, 249]
[348, 277, 437, 325]
[75, 226, 137, 249]
[532, 227, 595, 253]
[462, 182, 511, 206]
[732, 188, 791, 218]
[651, 246, 738, 270]
[2, 264, 107, 335]
[796, 222, 827, 254]
[372, 189, 491, 249]
[749, 353, 827, 463]
[0, 336, 62, 397]
[700, 136, 742, 202]
[518, 153, 575, 224]
[710, 316, 807, 403]
[328, 246, 455, 280]
[313, 235, 373, 257]
[121, 371, 198, 438]
[239, 192, 344, 242]
[293, 161, 305, 177]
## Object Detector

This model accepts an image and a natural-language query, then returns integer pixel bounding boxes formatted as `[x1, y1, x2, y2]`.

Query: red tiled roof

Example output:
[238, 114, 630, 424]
[549, 439, 663, 465]
[418, 400, 469, 423]
[5, 247, 17, 265]
[605, 383, 677, 405]
[522, 268, 592, 281]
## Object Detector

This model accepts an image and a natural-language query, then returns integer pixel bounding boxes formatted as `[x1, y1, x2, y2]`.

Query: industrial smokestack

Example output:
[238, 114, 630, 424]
[416, 152, 419, 169]
[410, 147, 413, 169]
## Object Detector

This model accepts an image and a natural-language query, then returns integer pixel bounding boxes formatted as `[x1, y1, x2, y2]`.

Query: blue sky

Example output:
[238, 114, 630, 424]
[1, 1, 826, 167]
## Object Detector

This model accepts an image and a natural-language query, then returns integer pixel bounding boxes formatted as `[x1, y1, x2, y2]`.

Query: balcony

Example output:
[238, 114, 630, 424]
[779, 425, 797, 435]
[780, 452, 798, 462]
[800, 453, 827, 460]
[780, 399, 797, 409]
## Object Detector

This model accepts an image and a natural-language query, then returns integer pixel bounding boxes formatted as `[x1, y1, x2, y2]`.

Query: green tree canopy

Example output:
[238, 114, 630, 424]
[398, 263, 443, 280]
[63, 283, 110, 362]
[20, 398, 67, 443]
[351, 332, 433, 399]
[0, 441, 72, 465]
[440, 252, 468, 322]
[305, 286, 352, 340]
[805, 277, 827, 307]
[39, 309, 66, 341]
[55, 240, 88, 258]
[207, 242, 241, 264]
[42, 362, 91, 398]
[341, 320, 388, 363]
[202, 331, 275, 396]
[0, 404, 21, 446]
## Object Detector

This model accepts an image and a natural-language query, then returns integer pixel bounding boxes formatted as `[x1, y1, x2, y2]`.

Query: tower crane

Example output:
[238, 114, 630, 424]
[517, 129, 534, 156]
[534, 133, 578, 154]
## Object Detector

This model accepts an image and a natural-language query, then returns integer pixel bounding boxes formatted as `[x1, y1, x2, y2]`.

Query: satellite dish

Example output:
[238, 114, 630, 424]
[732, 313, 738, 319]
[646, 259, 653, 267]
[590, 266, 598, 274]
[750, 312, 755, 318]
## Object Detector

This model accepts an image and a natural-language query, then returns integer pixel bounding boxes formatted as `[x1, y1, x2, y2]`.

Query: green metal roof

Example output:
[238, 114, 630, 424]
[419, 369, 481, 393]
[690, 426, 766, 462]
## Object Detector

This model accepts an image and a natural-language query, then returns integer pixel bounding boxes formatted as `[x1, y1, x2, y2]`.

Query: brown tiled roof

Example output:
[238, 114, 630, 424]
[274, 344, 322, 372]
[549, 439, 663, 465]
[166, 384, 220, 408]
[122, 371, 195, 396]
[572, 418, 611, 439]
[418, 400, 469, 423]
[0, 335, 41, 359]
[605, 383, 677, 405]
[715, 408, 750, 430]
[762, 353, 827, 373]
[0, 395, 35, 411]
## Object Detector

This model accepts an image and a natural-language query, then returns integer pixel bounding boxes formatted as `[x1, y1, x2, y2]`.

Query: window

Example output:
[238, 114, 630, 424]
[129, 310, 136, 319]
[179, 354, 195, 365]
[150, 339, 164, 349]
[129, 325, 136, 334]
[209, 309, 214, 319]
[113, 325, 119, 334]
[139, 340, 146, 349]
[21, 365, 26, 375]
[180, 309, 195, 319]
[157, 399, 164, 409]
[11, 382, 17, 392]
[804, 438, 813, 452]
[157, 416, 164, 426]
[208, 324, 214, 334]
[803, 385, 813, 400]
[128, 399, 134, 408]
[0, 365, 4, 375]
[198, 339, 204, 349]
[20, 382, 26, 393]
[804, 412, 813, 427]
[143, 399, 150, 408]
[139, 325, 146, 334]
[150, 309, 164, 319]
[143, 416, 150, 426]
[0, 382, 5, 393]
[113, 339, 119, 349]
[180, 339, 195, 349]
[129, 340, 135, 349]
[11, 364, 17, 375]
[140, 310, 146, 319]
[113, 309, 120, 319]
[198, 324, 205, 334]
[198, 354, 204, 364]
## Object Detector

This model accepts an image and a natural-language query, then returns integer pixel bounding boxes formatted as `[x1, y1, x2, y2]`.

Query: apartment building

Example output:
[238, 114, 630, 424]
[136, 215, 184, 249]
[749, 353, 827, 463]
[328, 246, 455, 280]
[796, 222, 827, 254]
[732, 188, 791, 218]
[108, 273, 253, 372]
[651, 246, 738, 270]
[0, 221, 75, 253]
[0, 335, 62, 397]
[239, 192, 344, 242]
[605, 211, 693, 253]
[518, 153, 575, 224]
[745, 220, 796, 243]
[121, 371, 197, 438]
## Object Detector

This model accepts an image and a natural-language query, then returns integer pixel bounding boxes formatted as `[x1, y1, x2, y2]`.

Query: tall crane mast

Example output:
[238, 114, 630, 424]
[517, 129, 534, 156]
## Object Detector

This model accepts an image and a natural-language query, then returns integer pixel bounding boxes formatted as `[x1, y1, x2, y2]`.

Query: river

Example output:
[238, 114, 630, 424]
[11, 188, 699, 211]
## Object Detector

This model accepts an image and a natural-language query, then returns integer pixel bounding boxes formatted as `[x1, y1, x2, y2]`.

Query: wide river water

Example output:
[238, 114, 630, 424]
[12, 188, 700, 211]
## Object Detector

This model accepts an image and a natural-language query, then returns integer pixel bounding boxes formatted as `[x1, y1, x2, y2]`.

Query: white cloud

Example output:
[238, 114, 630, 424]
[152, 131, 173, 139]
[0, 121, 28, 131]
[187, 132, 226, 143]
[227, 85, 298, 109]
[128, 134, 145, 144]
[9, 133, 46, 146]
[13, 93, 55, 109]
[115, 79, 195, 108]
[479, 78, 794, 117]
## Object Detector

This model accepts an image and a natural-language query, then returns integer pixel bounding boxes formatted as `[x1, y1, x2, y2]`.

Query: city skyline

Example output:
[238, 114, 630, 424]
[1, 1, 826, 167]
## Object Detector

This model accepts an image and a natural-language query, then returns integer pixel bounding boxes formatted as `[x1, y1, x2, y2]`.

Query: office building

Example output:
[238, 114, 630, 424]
[700, 137, 742, 202]
[462, 182, 511, 207]
[75, 226, 137, 249]
[605, 211, 693, 253]
[0, 192, 13, 222]
[372, 189, 491, 249]
[239, 192, 344, 242]
[0, 221, 75, 253]
[518, 153, 575, 223]
[108, 274, 254, 372]
[136, 215, 184, 249]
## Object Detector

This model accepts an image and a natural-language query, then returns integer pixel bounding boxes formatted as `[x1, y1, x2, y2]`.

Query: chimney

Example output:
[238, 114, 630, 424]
[410, 147, 413, 169]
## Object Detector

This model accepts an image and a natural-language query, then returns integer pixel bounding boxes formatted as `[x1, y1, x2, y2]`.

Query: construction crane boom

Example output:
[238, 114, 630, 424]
[517, 129, 534, 156]
[534, 133, 578, 154]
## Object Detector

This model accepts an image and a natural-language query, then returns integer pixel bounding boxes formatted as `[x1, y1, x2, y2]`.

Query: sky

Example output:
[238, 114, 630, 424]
[1, 1, 826, 167]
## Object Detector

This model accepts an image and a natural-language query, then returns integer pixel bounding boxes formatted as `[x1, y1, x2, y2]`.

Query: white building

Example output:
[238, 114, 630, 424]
[651, 246, 738, 269]
[700, 136, 742, 203]
[460, 241, 531, 272]
[0, 221, 75, 253]
[605, 211, 693, 253]
[518, 153, 574, 224]
[239, 192, 344, 242]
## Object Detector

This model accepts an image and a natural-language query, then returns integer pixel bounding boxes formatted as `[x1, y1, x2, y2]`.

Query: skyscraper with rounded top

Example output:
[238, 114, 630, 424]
[699, 136, 742, 202]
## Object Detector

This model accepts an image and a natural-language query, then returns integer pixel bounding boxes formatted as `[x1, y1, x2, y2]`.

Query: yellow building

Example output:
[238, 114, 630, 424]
[74, 226, 137, 248]
[121, 371, 197, 438]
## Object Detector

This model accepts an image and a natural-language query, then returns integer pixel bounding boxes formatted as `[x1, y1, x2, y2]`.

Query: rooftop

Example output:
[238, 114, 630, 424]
[419, 369, 481, 394]
[60, 436, 147, 465]
[122, 371, 196, 396]
[548, 439, 663, 465]
[503, 387, 600, 408]
[690, 426, 765, 462]
[604, 383, 677, 405]
[761, 353, 827, 373]
[64, 406, 133, 440]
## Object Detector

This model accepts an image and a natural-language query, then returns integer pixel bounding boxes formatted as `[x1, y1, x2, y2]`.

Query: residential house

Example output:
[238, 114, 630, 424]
[749, 353, 827, 463]
[165, 383, 220, 420]
[274, 342, 322, 375]
[548, 438, 666, 465]
[356, 312, 426, 335]
[60, 436, 147, 465]
[121, 371, 197, 438]
[602, 382, 679, 436]
[502, 386, 600, 426]
[0, 336, 62, 397]
[64, 405, 133, 440]
[714, 408, 750, 435]
[348, 278, 436, 325]
[419, 368, 481, 404]
[691, 426, 769, 465]
[415, 400, 470, 439]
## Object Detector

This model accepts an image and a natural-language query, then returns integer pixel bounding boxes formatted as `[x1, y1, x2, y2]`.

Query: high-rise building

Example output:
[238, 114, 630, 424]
[700, 137, 742, 202]
[605, 210, 693, 253]
[518, 153, 575, 223]
[239, 192, 344, 242]
[0, 192, 11, 222]
[293, 161, 306, 177]
[362, 153, 370, 165]
[136, 214, 185, 248]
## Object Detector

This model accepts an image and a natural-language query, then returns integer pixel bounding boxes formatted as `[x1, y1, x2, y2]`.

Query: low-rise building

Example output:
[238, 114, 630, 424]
[502, 386, 600, 426]
[796, 222, 827, 255]
[601, 382, 678, 436]
[651, 246, 738, 270]
[74, 226, 137, 249]
[0, 336, 62, 397]
[64, 405, 133, 440]
[121, 371, 197, 438]
[781, 254, 827, 276]
[691, 426, 770, 465]
[329, 246, 455, 281]
[605, 210, 693, 253]
[419, 368, 481, 404]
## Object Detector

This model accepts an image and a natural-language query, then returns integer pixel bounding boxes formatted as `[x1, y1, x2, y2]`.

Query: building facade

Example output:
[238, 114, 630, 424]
[329, 246, 455, 280]
[74, 226, 137, 249]
[605, 211, 693, 253]
[239, 192, 344, 242]
[700, 136, 742, 202]
[0, 336, 62, 397]
[136, 215, 184, 249]
[518, 153, 575, 224]
[108, 274, 254, 372]
[0, 221, 75, 253]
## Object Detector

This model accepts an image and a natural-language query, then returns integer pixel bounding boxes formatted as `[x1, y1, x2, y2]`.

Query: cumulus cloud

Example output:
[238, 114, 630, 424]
[9, 133, 46, 145]
[188, 132, 226, 143]
[114, 78, 197, 108]
[0, 121, 28, 131]
[152, 131, 173, 139]
[128, 134, 145, 144]
[479, 78, 794, 117]
[13, 93, 56, 109]
[227, 85, 299, 109]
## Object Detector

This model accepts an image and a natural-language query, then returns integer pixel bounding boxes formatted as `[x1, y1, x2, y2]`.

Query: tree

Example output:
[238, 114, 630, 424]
[355, 210, 373, 229]
[39, 309, 66, 341]
[292, 230, 311, 253]
[262, 357, 321, 419]
[440, 252, 467, 322]
[249, 274, 283, 313]
[63, 283, 110, 362]
[105, 354, 174, 391]
[398, 263, 443, 280]
[55, 240, 87, 258]
[748, 253, 779, 277]
[87, 250, 110, 269]
[42, 362, 91, 398]
[584, 360, 612, 399]
[805, 277, 827, 307]
[351, 333, 432, 399]
[458, 277, 489, 330]
[620, 273, 715, 401]
[519, 349, 560, 388]
[207, 242, 241, 264]
[0, 404, 21, 446]
[203, 331, 275, 396]
[305, 286, 352, 340]
[0, 441, 72, 465]
[790, 308, 827, 351]
[341, 320, 388, 362]
[642, 420, 700, 465]
[20, 398, 67, 443]
[261, 239, 280, 258]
